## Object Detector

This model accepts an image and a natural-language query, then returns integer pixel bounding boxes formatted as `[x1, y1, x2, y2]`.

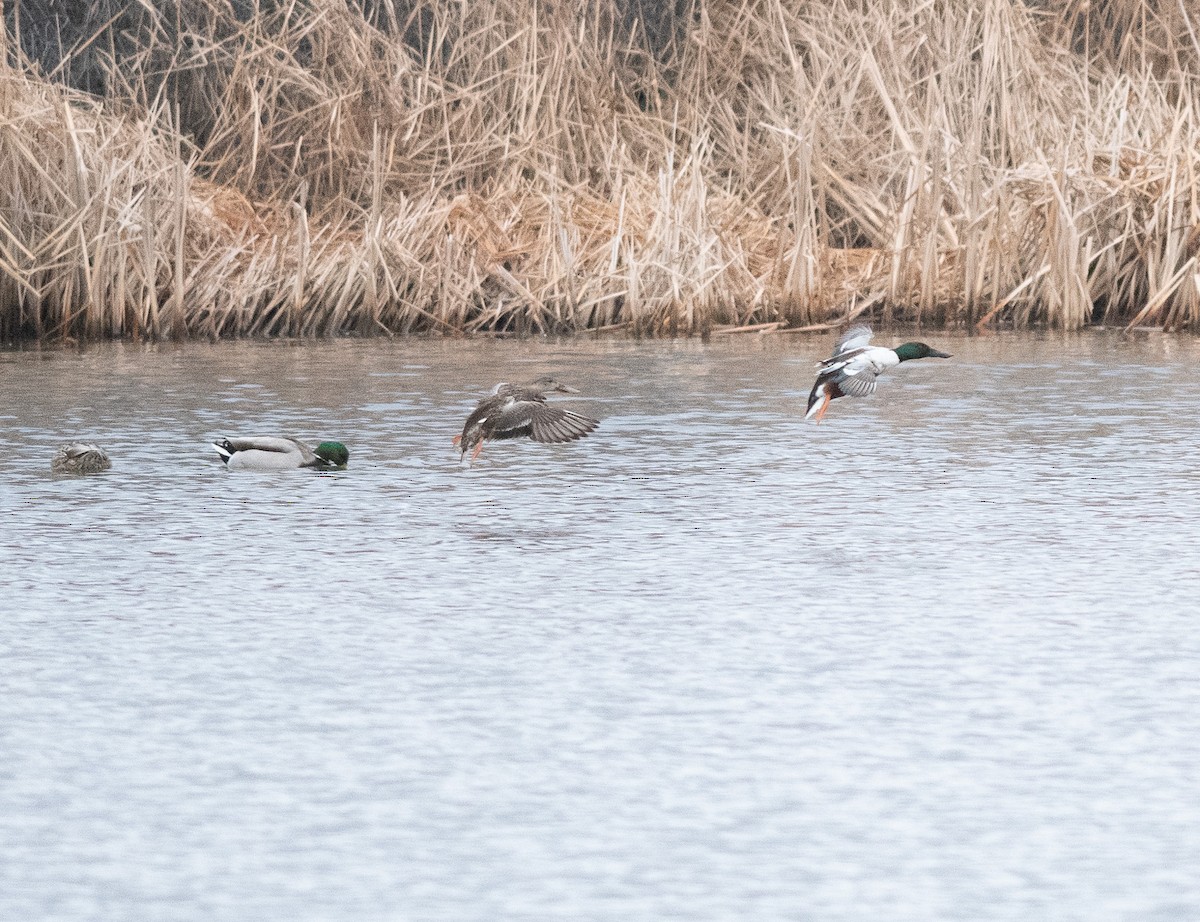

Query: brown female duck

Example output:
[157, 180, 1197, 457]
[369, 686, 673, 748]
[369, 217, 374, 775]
[51, 443, 112, 474]
[454, 377, 599, 462]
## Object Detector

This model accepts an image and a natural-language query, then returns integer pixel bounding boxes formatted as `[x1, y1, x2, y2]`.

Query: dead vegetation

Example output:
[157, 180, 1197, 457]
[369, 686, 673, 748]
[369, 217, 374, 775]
[1, 0, 1199, 342]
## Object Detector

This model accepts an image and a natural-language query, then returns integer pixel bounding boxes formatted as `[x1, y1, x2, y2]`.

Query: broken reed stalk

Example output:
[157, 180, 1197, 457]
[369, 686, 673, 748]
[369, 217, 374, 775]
[1, 0, 1200, 344]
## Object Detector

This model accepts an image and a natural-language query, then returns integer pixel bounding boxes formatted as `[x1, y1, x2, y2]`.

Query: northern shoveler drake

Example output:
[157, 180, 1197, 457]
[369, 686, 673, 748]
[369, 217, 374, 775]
[212, 437, 349, 470]
[455, 376, 599, 462]
[806, 325, 951, 422]
[51, 443, 111, 474]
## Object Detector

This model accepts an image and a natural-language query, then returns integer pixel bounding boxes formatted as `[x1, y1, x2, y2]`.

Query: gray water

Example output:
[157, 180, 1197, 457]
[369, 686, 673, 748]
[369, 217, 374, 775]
[2, 332, 1199, 921]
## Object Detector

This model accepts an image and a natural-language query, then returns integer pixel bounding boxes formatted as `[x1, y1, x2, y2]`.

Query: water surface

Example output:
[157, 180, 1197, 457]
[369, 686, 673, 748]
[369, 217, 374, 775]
[3, 332, 1199, 920]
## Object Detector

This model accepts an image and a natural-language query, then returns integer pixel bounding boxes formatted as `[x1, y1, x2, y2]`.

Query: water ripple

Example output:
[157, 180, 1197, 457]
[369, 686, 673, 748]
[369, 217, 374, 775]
[2, 334, 1199, 920]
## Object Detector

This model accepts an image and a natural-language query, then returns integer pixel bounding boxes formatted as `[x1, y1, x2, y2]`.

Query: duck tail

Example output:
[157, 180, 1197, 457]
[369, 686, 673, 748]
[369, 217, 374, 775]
[804, 382, 827, 420]
[212, 438, 235, 464]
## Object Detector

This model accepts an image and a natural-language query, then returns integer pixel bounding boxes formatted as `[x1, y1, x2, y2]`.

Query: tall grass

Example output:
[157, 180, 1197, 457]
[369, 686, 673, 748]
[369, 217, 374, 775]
[1, 0, 1199, 342]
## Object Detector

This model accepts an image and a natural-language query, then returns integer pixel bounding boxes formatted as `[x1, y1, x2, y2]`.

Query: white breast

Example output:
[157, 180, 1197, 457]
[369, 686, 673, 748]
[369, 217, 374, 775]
[843, 347, 899, 377]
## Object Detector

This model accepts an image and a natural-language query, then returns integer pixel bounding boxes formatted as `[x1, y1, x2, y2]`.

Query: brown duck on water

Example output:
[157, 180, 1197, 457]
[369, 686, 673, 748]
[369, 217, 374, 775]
[51, 443, 112, 474]
[454, 377, 599, 462]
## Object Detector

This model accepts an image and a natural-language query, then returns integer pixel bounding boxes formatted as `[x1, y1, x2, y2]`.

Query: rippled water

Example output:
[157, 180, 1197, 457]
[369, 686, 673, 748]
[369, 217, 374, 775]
[3, 332, 1200, 920]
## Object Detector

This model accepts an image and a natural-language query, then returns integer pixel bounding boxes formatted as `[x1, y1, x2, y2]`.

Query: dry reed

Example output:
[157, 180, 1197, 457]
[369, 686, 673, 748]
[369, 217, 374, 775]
[1, 0, 1199, 342]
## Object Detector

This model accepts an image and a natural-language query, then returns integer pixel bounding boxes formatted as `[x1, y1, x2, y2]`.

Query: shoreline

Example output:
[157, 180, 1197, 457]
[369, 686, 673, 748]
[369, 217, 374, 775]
[1, 321, 1186, 353]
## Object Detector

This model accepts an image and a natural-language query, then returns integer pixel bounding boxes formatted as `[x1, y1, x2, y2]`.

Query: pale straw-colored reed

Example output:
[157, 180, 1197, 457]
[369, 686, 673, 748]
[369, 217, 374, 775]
[1, 0, 1198, 342]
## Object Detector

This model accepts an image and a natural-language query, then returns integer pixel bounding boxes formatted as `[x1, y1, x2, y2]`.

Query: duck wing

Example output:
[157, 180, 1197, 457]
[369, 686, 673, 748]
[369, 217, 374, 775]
[482, 396, 542, 440]
[59, 443, 107, 461]
[222, 436, 303, 455]
[218, 436, 314, 464]
[817, 343, 870, 371]
[833, 371, 878, 397]
[528, 406, 600, 444]
[831, 324, 873, 356]
[459, 396, 527, 449]
[809, 342, 880, 403]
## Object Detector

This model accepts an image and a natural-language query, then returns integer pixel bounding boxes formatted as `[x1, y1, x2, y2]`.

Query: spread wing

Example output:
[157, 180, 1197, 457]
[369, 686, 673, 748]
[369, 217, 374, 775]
[834, 372, 878, 397]
[811, 343, 881, 400]
[459, 386, 598, 448]
[818, 346, 884, 392]
[529, 407, 599, 443]
[832, 324, 873, 356]
[483, 397, 541, 439]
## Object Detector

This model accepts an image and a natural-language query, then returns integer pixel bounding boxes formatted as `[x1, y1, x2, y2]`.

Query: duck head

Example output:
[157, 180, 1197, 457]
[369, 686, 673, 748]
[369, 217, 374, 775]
[893, 342, 952, 362]
[314, 441, 349, 468]
[527, 376, 579, 394]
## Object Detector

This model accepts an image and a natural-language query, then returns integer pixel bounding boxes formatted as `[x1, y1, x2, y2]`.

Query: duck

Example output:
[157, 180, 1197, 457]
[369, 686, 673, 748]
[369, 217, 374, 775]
[806, 325, 951, 422]
[212, 437, 349, 470]
[51, 443, 111, 474]
[454, 376, 599, 462]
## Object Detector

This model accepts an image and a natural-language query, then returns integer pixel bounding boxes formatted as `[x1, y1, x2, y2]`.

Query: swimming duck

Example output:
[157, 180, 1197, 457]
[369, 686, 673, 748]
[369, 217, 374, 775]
[51, 443, 111, 474]
[455, 376, 599, 462]
[212, 437, 349, 471]
[806, 325, 951, 422]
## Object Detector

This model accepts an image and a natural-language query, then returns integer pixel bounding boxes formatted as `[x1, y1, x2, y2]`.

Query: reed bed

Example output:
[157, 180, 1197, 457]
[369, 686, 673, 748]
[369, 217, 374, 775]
[1, 0, 1199, 342]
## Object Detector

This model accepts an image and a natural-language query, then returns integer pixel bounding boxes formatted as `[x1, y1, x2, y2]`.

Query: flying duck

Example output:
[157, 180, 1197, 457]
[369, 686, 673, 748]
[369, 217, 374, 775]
[806, 325, 951, 422]
[455, 377, 599, 462]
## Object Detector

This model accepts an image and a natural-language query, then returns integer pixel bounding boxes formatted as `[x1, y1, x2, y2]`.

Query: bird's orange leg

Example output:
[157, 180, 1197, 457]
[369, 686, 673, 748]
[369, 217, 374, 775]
[452, 434, 462, 446]
[814, 392, 832, 423]
[471, 441, 484, 462]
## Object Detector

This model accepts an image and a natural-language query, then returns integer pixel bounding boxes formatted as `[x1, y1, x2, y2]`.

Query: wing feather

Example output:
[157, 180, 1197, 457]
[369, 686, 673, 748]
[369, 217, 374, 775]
[226, 436, 306, 455]
[529, 408, 599, 443]
[835, 373, 877, 397]
[833, 325, 873, 355]
[489, 424, 533, 441]
[488, 398, 539, 435]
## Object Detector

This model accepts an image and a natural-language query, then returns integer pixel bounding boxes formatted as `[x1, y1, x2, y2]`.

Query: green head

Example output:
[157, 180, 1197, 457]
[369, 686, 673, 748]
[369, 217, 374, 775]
[314, 441, 349, 468]
[893, 342, 952, 362]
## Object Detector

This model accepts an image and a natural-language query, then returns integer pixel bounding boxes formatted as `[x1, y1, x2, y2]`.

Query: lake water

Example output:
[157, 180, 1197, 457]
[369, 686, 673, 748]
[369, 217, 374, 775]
[2, 331, 1199, 920]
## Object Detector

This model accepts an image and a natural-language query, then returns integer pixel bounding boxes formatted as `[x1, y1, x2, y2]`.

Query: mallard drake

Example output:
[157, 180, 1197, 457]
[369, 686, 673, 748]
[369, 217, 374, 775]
[806, 325, 951, 422]
[212, 437, 349, 470]
[51, 443, 111, 474]
[454, 376, 599, 462]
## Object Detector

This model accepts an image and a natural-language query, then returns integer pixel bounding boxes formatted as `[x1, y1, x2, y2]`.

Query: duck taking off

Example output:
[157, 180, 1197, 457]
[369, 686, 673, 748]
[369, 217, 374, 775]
[51, 443, 111, 474]
[455, 377, 599, 462]
[212, 437, 349, 471]
[806, 325, 951, 422]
